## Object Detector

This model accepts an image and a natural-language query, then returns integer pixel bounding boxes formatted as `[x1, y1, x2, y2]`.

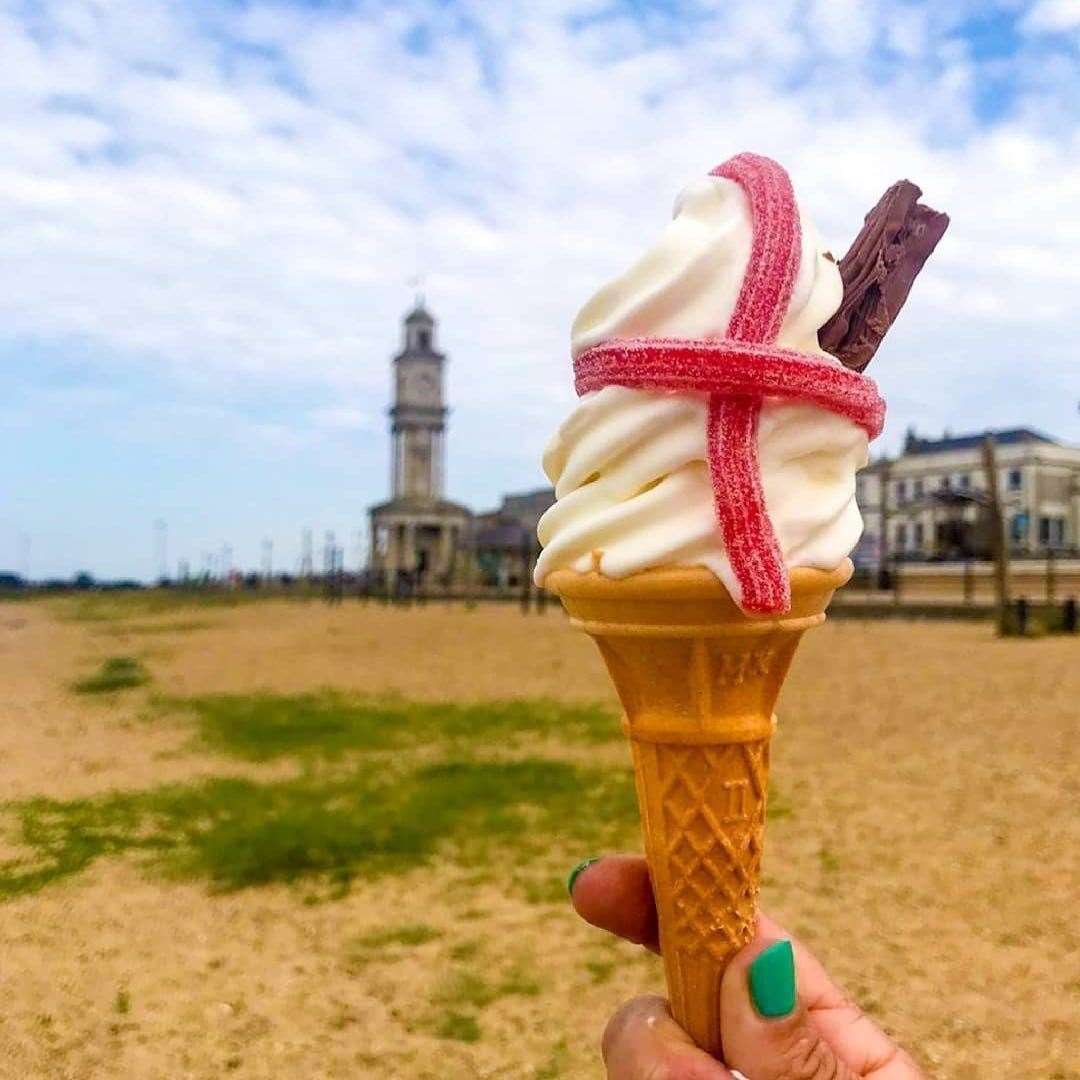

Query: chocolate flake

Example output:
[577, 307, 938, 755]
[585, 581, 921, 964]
[819, 180, 949, 372]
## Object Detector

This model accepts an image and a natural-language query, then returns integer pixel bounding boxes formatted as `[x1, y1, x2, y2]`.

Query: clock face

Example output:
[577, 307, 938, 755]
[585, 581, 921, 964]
[397, 363, 439, 405]
[409, 369, 437, 403]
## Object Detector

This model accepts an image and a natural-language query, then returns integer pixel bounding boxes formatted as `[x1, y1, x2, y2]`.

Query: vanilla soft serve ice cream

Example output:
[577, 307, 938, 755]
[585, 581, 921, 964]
[534, 169, 870, 607]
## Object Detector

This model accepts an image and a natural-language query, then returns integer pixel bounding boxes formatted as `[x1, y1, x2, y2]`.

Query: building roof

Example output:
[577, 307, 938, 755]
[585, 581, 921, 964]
[474, 517, 532, 551]
[903, 427, 1058, 455]
[368, 496, 471, 518]
[501, 486, 555, 509]
[473, 487, 555, 527]
[404, 300, 434, 324]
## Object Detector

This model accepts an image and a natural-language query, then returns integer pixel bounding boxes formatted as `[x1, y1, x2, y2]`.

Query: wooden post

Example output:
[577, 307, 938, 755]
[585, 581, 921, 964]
[981, 436, 1011, 634]
[878, 459, 891, 592]
[520, 533, 533, 613]
[464, 524, 477, 610]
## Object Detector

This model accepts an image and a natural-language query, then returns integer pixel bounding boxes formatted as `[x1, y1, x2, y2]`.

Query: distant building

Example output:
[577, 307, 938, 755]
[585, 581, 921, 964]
[368, 309, 1079, 585]
[366, 304, 554, 591]
[857, 427, 1080, 570]
[472, 487, 555, 587]
[367, 303, 471, 588]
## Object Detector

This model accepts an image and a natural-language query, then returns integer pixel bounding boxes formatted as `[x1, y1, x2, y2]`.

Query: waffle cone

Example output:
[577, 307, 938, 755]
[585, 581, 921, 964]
[546, 560, 852, 1057]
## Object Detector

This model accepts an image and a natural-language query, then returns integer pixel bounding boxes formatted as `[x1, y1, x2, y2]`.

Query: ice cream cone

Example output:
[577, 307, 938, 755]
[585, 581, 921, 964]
[546, 560, 852, 1057]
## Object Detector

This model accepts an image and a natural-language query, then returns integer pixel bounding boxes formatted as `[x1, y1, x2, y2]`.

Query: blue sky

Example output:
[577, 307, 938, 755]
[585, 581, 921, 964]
[3, 0, 1079, 580]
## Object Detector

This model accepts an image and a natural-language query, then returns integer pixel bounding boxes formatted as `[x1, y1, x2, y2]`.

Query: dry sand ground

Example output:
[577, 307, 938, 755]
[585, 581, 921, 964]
[0, 596, 1076, 1078]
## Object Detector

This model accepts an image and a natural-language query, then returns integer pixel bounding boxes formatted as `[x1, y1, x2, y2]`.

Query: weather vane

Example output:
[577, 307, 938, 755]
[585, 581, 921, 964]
[407, 273, 426, 308]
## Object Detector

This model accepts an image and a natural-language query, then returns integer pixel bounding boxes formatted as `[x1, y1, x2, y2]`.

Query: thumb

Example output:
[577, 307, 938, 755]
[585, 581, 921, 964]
[720, 937, 857, 1080]
[602, 995, 734, 1079]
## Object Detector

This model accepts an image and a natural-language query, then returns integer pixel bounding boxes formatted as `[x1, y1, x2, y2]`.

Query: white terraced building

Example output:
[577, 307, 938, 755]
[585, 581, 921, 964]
[854, 427, 1080, 573]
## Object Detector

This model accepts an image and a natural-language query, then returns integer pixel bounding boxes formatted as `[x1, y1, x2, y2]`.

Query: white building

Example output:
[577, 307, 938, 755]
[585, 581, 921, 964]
[855, 428, 1080, 572]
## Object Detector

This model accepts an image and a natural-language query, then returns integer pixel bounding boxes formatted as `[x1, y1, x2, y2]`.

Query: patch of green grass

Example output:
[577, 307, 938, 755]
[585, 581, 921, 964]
[818, 847, 841, 873]
[498, 961, 541, 998]
[766, 786, 794, 821]
[100, 619, 216, 636]
[347, 920, 444, 972]
[535, 1038, 571, 1079]
[521, 874, 568, 905]
[431, 960, 541, 1034]
[169, 691, 618, 761]
[352, 924, 441, 949]
[72, 656, 149, 695]
[57, 591, 260, 625]
[448, 940, 481, 962]
[585, 957, 616, 984]
[0, 758, 637, 899]
[433, 1011, 481, 1043]
[435, 969, 499, 1010]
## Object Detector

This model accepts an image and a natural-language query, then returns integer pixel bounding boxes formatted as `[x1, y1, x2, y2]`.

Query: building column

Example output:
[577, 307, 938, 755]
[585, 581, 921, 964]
[368, 518, 381, 572]
[391, 431, 402, 498]
[385, 522, 400, 576]
[878, 462, 890, 578]
[1071, 477, 1080, 549]
[438, 523, 455, 576]
[1025, 463, 1038, 551]
[432, 430, 444, 499]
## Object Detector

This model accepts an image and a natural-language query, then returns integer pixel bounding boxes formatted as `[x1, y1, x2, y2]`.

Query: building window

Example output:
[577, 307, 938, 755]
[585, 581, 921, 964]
[895, 480, 907, 502]
[941, 475, 951, 490]
[1040, 517, 1066, 548]
[913, 523, 924, 547]
[1008, 469, 1022, 491]
[958, 473, 969, 489]
[1010, 513, 1028, 543]
[913, 478, 923, 498]
[417, 329, 431, 350]
[896, 523, 908, 548]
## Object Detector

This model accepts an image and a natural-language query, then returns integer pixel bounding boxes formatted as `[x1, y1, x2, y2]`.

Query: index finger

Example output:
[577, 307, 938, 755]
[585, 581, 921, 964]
[569, 854, 659, 952]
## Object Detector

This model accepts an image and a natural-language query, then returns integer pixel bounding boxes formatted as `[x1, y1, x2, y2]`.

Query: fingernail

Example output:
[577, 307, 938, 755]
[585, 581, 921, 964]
[748, 939, 797, 1018]
[566, 857, 601, 896]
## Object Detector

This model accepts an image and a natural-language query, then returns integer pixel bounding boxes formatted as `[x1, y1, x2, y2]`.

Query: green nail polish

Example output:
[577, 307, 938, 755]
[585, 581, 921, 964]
[748, 940, 797, 1018]
[566, 857, 601, 896]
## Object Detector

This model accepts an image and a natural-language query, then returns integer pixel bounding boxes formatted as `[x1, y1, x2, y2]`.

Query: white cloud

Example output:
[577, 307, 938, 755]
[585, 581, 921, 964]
[1023, 0, 1080, 33]
[3, 0, 1080, 577]
[309, 406, 374, 431]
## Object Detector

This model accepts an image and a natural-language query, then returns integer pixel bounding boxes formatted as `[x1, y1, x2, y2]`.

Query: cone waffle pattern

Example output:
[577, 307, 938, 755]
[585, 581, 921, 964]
[650, 740, 767, 961]
[546, 563, 850, 1057]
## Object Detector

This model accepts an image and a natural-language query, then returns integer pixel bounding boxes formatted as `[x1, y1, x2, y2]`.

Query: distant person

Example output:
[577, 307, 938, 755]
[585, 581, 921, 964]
[570, 856, 924, 1079]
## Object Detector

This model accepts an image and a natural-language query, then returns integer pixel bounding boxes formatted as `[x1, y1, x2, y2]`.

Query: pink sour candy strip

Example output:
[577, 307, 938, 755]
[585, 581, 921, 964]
[573, 339, 886, 439]
[572, 153, 886, 615]
[705, 153, 800, 614]
[711, 153, 802, 347]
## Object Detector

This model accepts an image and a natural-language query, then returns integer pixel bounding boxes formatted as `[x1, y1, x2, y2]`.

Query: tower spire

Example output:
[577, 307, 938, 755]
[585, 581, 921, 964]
[391, 301, 446, 500]
[408, 274, 426, 312]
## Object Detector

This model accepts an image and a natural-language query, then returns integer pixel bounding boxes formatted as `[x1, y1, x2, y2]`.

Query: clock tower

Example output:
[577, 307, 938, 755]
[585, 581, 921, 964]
[368, 301, 471, 591]
[390, 303, 446, 499]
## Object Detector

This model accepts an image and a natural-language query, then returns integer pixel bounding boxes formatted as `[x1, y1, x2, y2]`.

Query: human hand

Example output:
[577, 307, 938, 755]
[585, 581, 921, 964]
[568, 855, 925, 1079]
